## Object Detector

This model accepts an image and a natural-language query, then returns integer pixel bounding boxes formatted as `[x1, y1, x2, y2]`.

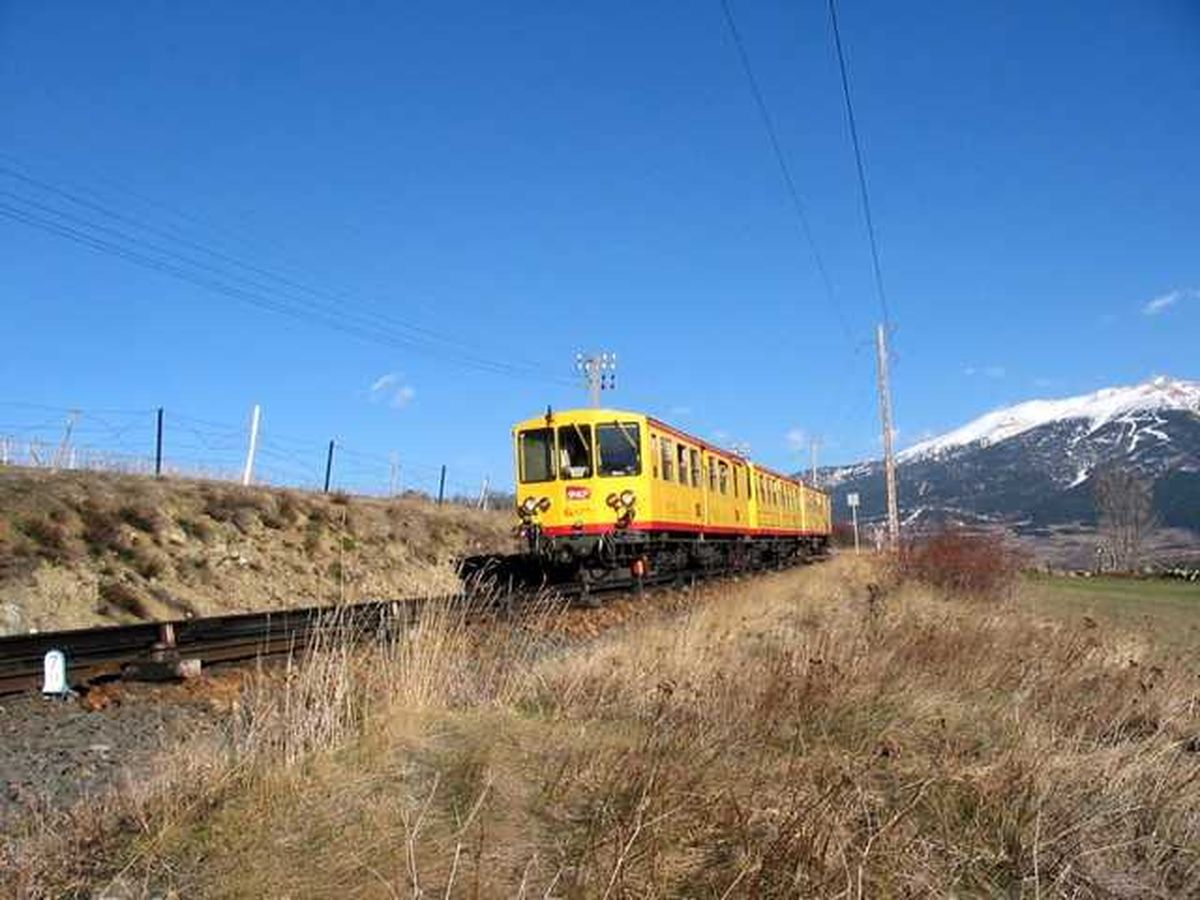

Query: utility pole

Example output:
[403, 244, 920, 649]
[575, 351, 617, 407]
[437, 465, 447, 506]
[875, 324, 900, 549]
[477, 476, 490, 510]
[241, 404, 261, 487]
[389, 452, 400, 496]
[810, 437, 821, 488]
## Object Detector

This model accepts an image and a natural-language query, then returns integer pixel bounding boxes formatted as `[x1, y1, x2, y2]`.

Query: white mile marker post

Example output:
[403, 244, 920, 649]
[42, 649, 69, 698]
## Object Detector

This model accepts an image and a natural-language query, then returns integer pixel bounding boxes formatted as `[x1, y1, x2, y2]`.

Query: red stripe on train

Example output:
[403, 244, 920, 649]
[539, 521, 827, 538]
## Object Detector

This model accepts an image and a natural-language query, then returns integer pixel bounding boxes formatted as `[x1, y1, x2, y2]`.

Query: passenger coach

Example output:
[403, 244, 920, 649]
[513, 407, 830, 583]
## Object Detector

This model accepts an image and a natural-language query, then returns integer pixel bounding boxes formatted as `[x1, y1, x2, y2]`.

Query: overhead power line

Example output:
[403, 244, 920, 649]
[0, 160, 574, 386]
[827, 0, 891, 330]
[719, 0, 852, 344]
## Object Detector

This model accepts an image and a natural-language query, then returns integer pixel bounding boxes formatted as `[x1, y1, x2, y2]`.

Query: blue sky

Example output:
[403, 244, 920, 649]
[1, 1, 1197, 493]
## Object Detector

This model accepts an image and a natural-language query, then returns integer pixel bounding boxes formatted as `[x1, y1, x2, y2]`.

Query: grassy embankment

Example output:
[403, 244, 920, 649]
[5, 555, 1199, 897]
[0, 468, 514, 634]
[1025, 572, 1200, 650]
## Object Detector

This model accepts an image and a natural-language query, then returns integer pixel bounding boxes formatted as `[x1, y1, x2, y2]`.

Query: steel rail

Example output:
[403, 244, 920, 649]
[0, 553, 821, 696]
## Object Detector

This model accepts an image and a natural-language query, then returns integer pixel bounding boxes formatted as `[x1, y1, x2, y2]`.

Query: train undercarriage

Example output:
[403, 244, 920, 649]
[459, 526, 830, 598]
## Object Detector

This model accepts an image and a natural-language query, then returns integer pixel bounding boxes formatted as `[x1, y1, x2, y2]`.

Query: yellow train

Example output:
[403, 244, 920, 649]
[510, 406, 830, 584]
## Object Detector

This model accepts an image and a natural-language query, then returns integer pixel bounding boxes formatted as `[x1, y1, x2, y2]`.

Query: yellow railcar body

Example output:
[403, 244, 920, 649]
[513, 407, 830, 541]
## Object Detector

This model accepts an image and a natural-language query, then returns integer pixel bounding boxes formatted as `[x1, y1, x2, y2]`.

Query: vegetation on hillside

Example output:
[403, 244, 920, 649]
[0, 469, 514, 633]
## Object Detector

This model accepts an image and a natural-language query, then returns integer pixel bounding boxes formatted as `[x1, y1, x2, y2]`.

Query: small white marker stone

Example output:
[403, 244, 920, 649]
[42, 649, 68, 697]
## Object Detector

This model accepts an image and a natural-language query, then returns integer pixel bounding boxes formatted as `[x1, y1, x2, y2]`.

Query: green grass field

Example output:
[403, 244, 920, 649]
[1025, 573, 1200, 652]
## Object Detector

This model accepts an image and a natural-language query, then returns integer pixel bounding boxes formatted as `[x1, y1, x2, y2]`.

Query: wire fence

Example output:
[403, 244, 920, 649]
[0, 401, 507, 509]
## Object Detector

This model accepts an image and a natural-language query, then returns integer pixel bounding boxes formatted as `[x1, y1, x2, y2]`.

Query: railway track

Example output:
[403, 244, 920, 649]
[0, 553, 820, 697]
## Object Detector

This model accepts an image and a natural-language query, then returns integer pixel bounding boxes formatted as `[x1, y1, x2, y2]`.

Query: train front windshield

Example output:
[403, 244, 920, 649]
[596, 423, 640, 476]
[519, 428, 555, 483]
[519, 422, 641, 483]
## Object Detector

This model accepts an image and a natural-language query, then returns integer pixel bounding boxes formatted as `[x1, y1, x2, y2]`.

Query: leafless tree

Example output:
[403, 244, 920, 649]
[1093, 467, 1157, 572]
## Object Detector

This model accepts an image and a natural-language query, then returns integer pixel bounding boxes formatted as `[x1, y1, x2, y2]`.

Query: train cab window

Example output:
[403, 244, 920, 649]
[732, 465, 740, 498]
[519, 428, 555, 483]
[718, 460, 729, 495]
[661, 438, 675, 482]
[556, 425, 592, 479]
[676, 444, 689, 486]
[689, 449, 701, 487]
[597, 422, 641, 477]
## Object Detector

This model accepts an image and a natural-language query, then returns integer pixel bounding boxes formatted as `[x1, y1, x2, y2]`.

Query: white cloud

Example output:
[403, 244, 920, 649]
[369, 373, 416, 408]
[785, 427, 808, 452]
[964, 365, 1006, 379]
[1142, 288, 1198, 316]
[668, 405, 692, 418]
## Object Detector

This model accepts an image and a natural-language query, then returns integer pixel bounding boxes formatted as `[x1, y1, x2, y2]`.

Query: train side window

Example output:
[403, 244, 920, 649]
[708, 458, 717, 492]
[732, 465, 739, 498]
[661, 438, 674, 482]
[651, 435, 659, 478]
[718, 460, 729, 495]
[689, 449, 701, 487]
[676, 443, 689, 486]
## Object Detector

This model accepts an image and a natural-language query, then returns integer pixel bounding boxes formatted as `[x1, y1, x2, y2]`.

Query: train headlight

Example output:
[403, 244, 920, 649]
[605, 493, 620, 508]
[620, 490, 636, 507]
[537, 497, 552, 512]
[521, 497, 538, 514]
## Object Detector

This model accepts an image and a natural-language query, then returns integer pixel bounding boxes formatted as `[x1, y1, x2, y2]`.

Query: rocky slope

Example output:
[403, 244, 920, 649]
[0, 469, 514, 635]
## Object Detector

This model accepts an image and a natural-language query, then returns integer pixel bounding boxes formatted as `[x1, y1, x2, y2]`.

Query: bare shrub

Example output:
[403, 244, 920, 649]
[18, 515, 74, 564]
[96, 579, 150, 619]
[118, 502, 165, 537]
[129, 543, 168, 579]
[894, 528, 1025, 598]
[0, 519, 38, 580]
[830, 520, 858, 549]
[202, 487, 265, 531]
[260, 491, 304, 530]
[176, 516, 214, 542]
[79, 501, 124, 554]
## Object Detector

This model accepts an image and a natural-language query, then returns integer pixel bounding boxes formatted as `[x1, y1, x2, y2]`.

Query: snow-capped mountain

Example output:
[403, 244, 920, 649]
[822, 376, 1200, 531]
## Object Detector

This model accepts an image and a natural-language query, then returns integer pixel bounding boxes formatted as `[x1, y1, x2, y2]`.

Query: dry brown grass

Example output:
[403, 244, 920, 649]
[4, 558, 1199, 898]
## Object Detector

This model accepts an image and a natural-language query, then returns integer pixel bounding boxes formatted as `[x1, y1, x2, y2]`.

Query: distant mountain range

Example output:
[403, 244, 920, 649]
[821, 376, 1200, 532]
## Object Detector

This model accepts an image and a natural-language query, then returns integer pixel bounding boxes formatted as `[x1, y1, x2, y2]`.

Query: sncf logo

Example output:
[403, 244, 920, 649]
[566, 486, 591, 501]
